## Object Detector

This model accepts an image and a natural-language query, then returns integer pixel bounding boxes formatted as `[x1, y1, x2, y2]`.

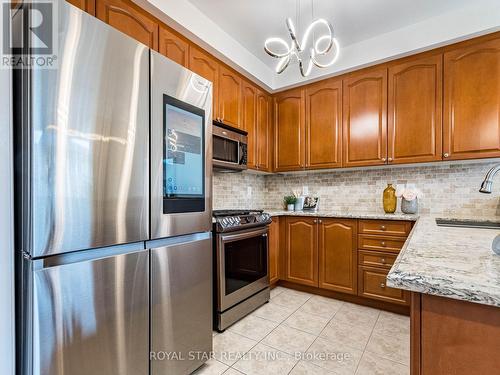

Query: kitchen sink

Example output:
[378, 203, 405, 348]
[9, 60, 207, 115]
[435, 218, 500, 230]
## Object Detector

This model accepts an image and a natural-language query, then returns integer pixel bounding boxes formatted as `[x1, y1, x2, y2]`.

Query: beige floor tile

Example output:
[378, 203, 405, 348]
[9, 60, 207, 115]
[251, 302, 296, 323]
[192, 358, 229, 375]
[222, 368, 245, 375]
[262, 325, 317, 355]
[283, 309, 331, 335]
[270, 286, 286, 299]
[332, 303, 380, 329]
[289, 360, 337, 374]
[271, 291, 311, 309]
[320, 319, 372, 351]
[306, 337, 363, 375]
[373, 312, 410, 337]
[213, 331, 258, 366]
[365, 331, 410, 365]
[213, 331, 219, 337]
[232, 343, 298, 375]
[356, 351, 409, 375]
[228, 314, 279, 341]
[298, 295, 344, 319]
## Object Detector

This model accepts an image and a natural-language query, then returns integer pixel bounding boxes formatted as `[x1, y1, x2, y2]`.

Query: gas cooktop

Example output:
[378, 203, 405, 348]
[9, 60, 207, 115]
[212, 209, 271, 232]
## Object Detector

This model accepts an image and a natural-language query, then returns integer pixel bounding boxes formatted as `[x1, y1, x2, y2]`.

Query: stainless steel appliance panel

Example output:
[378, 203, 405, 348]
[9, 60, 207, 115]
[150, 51, 212, 239]
[24, 2, 150, 257]
[31, 246, 149, 375]
[216, 227, 269, 311]
[150, 233, 212, 375]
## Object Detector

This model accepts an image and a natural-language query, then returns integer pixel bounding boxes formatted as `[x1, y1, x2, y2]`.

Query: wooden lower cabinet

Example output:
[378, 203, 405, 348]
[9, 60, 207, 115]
[268, 218, 280, 285]
[358, 265, 410, 305]
[318, 218, 357, 294]
[412, 293, 500, 374]
[284, 217, 318, 287]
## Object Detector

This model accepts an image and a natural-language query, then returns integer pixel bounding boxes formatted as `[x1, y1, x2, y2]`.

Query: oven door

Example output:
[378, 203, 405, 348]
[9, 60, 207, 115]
[217, 227, 269, 311]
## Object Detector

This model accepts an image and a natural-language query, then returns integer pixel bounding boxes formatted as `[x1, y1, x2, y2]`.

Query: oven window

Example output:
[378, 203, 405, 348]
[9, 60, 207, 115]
[163, 94, 205, 213]
[224, 235, 267, 295]
[213, 135, 239, 163]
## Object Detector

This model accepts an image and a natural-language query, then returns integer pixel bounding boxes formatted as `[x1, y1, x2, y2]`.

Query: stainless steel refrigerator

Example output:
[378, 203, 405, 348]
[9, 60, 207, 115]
[13, 1, 213, 374]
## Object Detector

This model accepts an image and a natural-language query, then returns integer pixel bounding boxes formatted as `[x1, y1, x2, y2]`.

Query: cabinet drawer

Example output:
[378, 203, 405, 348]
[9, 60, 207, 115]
[358, 266, 409, 305]
[358, 220, 412, 237]
[358, 250, 398, 269]
[358, 234, 407, 253]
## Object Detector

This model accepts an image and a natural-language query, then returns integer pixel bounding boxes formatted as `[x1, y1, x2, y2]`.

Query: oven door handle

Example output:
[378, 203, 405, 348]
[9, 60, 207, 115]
[220, 227, 268, 243]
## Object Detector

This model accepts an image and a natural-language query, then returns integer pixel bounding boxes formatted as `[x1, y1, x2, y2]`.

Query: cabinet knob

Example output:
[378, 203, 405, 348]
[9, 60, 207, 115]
[388, 157, 393, 162]
[380, 225, 386, 231]
[313, 219, 318, 223]
[381, 258, 386, 264]
[381, 157, 386, 162]
[443, 153, 449, 158]
[381, 241, 386, 247]
[319, 219, 322, 224]
[380, 283, 386, 288]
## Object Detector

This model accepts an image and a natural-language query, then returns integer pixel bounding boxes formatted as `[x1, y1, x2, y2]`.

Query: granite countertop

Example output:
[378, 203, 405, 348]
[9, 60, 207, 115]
[386, 215, 500, 308]
[264, 208, 500, 308]
[266, 209, 418, 221]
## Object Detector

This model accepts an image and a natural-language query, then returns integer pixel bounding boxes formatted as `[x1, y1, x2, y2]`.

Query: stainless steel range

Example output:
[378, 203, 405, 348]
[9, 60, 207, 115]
[213, 210, 272, 331]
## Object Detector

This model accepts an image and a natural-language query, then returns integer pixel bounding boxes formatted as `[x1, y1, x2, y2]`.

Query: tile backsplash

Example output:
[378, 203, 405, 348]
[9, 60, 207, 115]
[213, 161, 500, 217]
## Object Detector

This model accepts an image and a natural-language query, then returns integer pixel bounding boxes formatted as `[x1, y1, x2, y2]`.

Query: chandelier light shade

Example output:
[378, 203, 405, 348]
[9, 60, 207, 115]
[264, 4, 340, 77]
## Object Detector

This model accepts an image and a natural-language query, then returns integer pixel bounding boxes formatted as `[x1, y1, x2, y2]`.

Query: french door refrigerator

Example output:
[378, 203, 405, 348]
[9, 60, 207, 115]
[13, 2, 212, 374]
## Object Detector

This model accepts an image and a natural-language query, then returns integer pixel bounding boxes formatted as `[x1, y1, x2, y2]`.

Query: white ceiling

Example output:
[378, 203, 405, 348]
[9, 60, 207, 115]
[142, 0, 500, 91]
[187, 0, 469, 69]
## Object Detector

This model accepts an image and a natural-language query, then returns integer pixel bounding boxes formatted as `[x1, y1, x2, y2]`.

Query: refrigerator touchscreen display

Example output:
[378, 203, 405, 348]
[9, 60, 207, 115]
[163, 95, 205, 213]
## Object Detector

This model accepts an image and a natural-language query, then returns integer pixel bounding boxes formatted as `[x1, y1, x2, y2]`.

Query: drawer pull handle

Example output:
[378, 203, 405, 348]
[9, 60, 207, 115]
[381, 241, 386, 247]
[380, 283, 386, 288]
[380, 225, 386, 231]
[381, 258, 386, 264]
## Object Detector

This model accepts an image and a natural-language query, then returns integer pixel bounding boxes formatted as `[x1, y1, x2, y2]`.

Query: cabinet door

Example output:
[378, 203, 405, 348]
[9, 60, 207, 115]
[219, 66, 242, 128]
[358, 266, 410, 305]
[257, 91, 272, 171]
[96, 0, 158, 50]
[443, 37, 500, 160]
[284, 217, 318, 287]
[343, 69, 388, 167]
[268, 218, 280, 284]
[274, 89, 305, 171]
[388, 54, 443, 164]
[319, 218, 357, 294]
[189, 45, 219, 118]
[159, 26, 189, 67]
[67, 0, 95, 14]
[306, 79, 342, 169]
[242, 81, 257, 168]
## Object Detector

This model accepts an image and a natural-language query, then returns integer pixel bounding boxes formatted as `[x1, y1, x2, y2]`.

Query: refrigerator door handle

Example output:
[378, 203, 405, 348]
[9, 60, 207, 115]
[33, 241, 146, 270]
[146, 232, 211, 250]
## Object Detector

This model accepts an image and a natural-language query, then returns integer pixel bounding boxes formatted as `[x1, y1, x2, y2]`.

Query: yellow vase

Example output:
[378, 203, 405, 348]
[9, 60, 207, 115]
[383, 183, 397, 213]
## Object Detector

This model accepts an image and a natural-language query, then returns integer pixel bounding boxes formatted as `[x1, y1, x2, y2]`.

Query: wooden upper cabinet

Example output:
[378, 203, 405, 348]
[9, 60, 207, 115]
[256, 91, 272, 171]
[284, 217, 318, 287]
[189, 45, 219, 118]
[268, 218, 280, 285]
[242, 81, 257, 168]
[343, 68, 388, 167]
[305, 79, 342, 169]
[319, 218, 357, 294]
[274, 89, 305, 171]
[96, 0, 158, 50]
[159, 26, 189, 67]
[443, 37, 500, 160]
[218, 66, 242, 128]
[67, 0, 95, 14]
[388, 54, 443, 164]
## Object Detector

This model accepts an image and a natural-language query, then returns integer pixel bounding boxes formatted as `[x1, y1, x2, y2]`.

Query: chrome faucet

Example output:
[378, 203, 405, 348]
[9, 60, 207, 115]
[479, 164, 500, 193]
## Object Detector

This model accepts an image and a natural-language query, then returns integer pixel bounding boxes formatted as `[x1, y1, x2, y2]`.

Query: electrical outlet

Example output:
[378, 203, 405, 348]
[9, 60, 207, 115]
[302, 186, 309, 195]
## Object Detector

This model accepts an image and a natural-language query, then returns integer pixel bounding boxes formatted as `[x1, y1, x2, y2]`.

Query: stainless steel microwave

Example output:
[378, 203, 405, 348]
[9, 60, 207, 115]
[212, 121, 248, 171]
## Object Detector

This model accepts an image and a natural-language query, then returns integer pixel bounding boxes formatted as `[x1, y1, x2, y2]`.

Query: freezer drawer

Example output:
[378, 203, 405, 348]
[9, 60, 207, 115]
[149, 233, 212, 375]
[30, 246, 149, 375]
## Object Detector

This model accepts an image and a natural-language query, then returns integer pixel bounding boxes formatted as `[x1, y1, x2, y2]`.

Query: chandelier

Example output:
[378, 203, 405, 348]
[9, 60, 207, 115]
[264, 0, 340, 77]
